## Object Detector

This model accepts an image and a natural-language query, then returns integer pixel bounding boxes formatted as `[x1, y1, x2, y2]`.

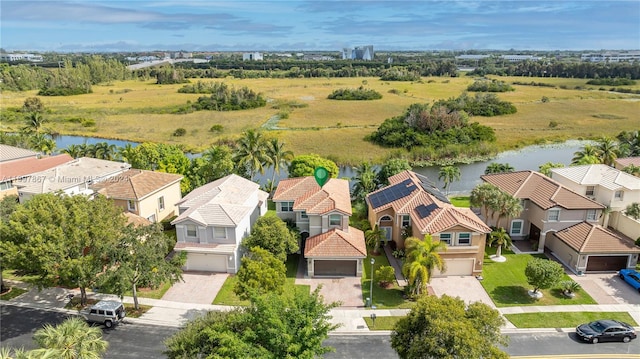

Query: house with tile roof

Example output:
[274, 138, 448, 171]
[273, 177, 367, 277]
[366, 170, 491, 276]
[0, 144, 39, 163]
[91, 169, 183, 223]
[546, 222, 640, 273]
[615, 157, 640, 174]
[481, 170, 605, 255]
[0, 153, 73, 199]
[171, 174, 269, 273]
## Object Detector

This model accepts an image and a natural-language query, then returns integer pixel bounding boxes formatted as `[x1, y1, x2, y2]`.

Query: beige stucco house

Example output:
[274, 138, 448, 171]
[273, 177, 367, 277]
[366, 170, 491, 276]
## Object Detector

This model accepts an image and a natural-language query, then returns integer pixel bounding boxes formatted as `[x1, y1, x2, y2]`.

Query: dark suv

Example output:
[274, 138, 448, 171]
[81, 300, 126, 328]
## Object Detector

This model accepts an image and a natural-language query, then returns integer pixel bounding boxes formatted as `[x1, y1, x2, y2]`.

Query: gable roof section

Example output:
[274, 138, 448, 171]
[481, 170, 604, 210]
[91, 169, 183, 200]
[273, 177, 352, 215]
[304, 227, 367, 258]
[553, 222, 640, 254]
[171, 174, 268, 227]
[616, 157, 640, 168]
[0, 154, 73, 180]
[551, 164, 640, 191]
[367, 170, 490, 234]
[0, 145, 38, 163]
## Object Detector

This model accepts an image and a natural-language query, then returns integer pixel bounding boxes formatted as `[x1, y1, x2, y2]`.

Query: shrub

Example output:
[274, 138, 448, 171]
[209, 124, 224, 133]
[173, 128, 187, 137]
[375, 266, 396, 288]
[467, 79, 514, 92]
[328, 87, 382, 100]
[559, 280, 581, 294]
[541, 96, 550, 103]
[548, 120, 558, 128]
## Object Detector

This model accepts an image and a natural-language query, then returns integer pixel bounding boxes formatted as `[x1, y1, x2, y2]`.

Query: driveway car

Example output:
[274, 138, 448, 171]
[81, 300, 126, 328]
[575, 319, 637, 344]
[619, 269, 640, 293]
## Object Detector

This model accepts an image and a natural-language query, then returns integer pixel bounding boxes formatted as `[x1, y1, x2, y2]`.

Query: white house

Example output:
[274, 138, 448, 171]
[171, 174, 268, 273]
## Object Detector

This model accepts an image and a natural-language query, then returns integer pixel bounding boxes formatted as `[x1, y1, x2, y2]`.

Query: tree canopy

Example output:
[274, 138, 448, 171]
[242, 215, 299, 262]
[525, 257, 565, 294]
[234, 246, 286, 300]
[288, 154, 339, 178]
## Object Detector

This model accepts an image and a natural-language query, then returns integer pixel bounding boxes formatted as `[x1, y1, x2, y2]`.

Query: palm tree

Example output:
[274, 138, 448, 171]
[484, 162, 515, 175]
[265, 138, 293, 191]
[352, 162, 378, 201]
[595, 137, 618, 166]
[438, 165, 460, 195]
[31, 317, 108, 359]
[24, 112, 47, 133]
[488, 227, 513, 260]
[118, 143, 136, 163]
[28, 133, 56, 155]
[571, 144, 600, 165]
[93, 142, 117, 160]
[470, 182, 500, 222]
[622, 164, 640, 176]
[365, 225, 386, 255]
[617, 130, 640, 157]
[233, 129, 269, 181]
[494, 192, 523, 230]
[62, 144, 83, 159]
[401, 234, 447, 296]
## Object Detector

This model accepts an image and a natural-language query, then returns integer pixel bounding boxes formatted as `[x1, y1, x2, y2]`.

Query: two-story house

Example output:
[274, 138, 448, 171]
[366, 170, 491, 276]
[91, 169, 183, 223]
[171, 174, 268, 273]
[0, 153, 73, 200]
[273, 177, 366, 277]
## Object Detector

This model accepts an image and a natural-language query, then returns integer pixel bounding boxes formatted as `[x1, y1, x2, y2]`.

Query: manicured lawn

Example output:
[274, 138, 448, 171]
[481, 246, 596, 307]
[0, 286, 28, 300]
[2, 269, 41, 286]
[212, 275, 250, 306]
[362, 246, 414, 309]
[449, 196, 470, 208]
[364, 316, 402, 330]
[505, 312, 638, 328]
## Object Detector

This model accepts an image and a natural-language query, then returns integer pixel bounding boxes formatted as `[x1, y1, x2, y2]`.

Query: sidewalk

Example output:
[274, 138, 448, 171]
[2, 281, 639, 334]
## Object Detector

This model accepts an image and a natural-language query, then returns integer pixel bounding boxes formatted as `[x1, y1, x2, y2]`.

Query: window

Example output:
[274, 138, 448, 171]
[510, 220, 523, 236]
[158, 196, 165, 210]
[614, 190, 624, 200]
[401, 215, 410, 228]
[214, 227, 226, 239]
[127, 200, 136, 211]
[300, 211, 308, 219]
[147, 214, 156, 223]
[585, 186, 595, 196]
[329, 214, 341, 226]
[186, 225, 197, 237]
[457, 233, 471, 246]
[0, 182, 12, 191]
[548, 209, 560, 221]
[281, 201, 294, 212]
[439, 233, 452, 245]
[586, 209, 597, 221]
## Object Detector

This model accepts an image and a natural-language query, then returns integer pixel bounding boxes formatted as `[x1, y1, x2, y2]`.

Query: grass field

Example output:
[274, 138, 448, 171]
[2, 75, 638, 164]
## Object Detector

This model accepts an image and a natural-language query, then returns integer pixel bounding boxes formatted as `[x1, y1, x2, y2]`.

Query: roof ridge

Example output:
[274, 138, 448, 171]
[578, 222, 595, 252]
[512, 171, 534, 197]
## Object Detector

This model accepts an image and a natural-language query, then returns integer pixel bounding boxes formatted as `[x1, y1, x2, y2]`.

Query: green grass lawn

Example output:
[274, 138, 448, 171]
[123, 303, 153, 318]
[124, 282, 172, 300]
[364, 316, 402, 330]
[0, 286, 28, 300]
[2, 269, 41, 286]
[505, 312, 638, 328]
[481, 246, 596, 307]
[449, 196, 470, 207]
[362, 246, 414, 309]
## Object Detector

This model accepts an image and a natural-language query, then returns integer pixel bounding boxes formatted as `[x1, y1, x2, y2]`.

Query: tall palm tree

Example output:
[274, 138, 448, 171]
[438, 165, 460, 195]
[62, 144, 83, 159]
[484, 162, 515, 175]
[118, 143, 136, 163]
[31, 317, 108, 359]
[617, 130, 640, 157]
[495, 192, 523, 230]
[352, 162, 378, 201]
[24, 112, 47, 133]
[365, 225, 386, 255]
[622, 164, 640, 176]
[265, 138, 293, 191]
[233, 129, 269, 181]
[595, 137, 618, 166]
[28, 133, 56, 155]
[571, 144, 600, 165]
[401, 234, 447, 296]
[470, 183, 500, 222]
[488, 227, 513, 259]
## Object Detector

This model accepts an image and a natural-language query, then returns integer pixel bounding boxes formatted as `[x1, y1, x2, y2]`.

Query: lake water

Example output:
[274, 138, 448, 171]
[53, 135, 589, 194]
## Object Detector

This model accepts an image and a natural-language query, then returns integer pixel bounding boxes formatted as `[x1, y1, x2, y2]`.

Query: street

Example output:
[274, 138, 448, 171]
[2, 304, 639, 358]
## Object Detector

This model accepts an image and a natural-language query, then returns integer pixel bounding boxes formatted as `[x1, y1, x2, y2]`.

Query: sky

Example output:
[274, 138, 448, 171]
[2, 1, 639, 53]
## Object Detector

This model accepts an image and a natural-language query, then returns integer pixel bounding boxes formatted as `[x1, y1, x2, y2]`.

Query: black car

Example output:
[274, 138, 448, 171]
[576, 319, 637, 344]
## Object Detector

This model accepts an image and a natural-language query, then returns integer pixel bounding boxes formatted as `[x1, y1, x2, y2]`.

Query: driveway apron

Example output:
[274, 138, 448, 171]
[429, 276, 496, 308]
[161, 272, 229, 305]
[296, 277, 364, 307]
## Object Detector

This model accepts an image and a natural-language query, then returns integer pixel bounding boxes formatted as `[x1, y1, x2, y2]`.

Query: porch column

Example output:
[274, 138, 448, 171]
[537, 231, 548, 253]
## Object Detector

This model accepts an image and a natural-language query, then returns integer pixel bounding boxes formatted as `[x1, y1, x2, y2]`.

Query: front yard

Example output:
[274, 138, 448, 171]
[362, 246, 414, 309]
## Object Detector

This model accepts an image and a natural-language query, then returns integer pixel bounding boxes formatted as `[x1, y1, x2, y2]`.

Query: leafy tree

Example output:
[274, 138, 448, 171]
[287, 154, 339, 178]
[538, 162, 565, 177]
[391, 295, 508, 359]
[189, 144, 235, 187]
[365, 225, 386, 255]
[470, 182, 500, 222]
[31, 317, 108, 359]
[402, 235, 446, 296]
[22, 97, 45, 113]
[126, 142, 191, 192]
[438, 165, 460, 195]
[525, 257, 564, 294]
[375, 265, 396, 287]
[484, 162, 515, 174]
[377, 158, 411, 185]
[0, 194, 125, 305]
[234, 247, 286, 300]
[488, 227, 513, 259]
[265, 138, 293, 191]
[165, 288, 339, 359]
[242, 215, 299, 262]
[100, 224, 185, 310]
[327, 87, 382, 100]
[233, 129, 270, 181]
[625, 202, 640, 220]
[352, 162, 379, 202]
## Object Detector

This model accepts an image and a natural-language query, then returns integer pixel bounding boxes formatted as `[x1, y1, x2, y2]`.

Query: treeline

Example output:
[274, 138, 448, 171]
[468, 60, 640, 79]
[436, 93, 517, 117]
[467, 79, 514, 92]
[175, 82, 266, 112]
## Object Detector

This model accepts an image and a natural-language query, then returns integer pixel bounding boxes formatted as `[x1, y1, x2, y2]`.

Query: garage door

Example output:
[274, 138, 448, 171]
[433, 259, 474, 277]
[313, 260, 356, 277]
[186, 253, 227, 272]
[586, 255, 629, 272]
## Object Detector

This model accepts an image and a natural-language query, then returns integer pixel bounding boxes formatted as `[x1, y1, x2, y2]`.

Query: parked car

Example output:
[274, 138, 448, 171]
[81, 300, 126, 328]
[575, 319, 637, 344]
[619, 269, 640, 293]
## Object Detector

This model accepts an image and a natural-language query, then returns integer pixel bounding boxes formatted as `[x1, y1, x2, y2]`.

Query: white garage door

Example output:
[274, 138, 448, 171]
[433, 259, 474, 277]
[186, 253, 227, 272]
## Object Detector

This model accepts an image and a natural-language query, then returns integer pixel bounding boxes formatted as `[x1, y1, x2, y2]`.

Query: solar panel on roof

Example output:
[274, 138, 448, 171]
[420, 183, 451, 203]
[415, 173, 435, 187]
[415, 203, 439, 218]
[368, 179, 416, 208]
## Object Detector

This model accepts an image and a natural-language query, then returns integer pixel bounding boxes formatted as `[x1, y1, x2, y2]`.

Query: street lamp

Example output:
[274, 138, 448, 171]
[369, 258, 375, 308]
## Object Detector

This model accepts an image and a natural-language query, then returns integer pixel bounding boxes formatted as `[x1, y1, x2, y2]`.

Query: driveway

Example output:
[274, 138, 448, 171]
[295, 277, 364, 307]
[429, 276, 496, 308]
[571, 272, 640, 305]
[161, 272, 229, 305]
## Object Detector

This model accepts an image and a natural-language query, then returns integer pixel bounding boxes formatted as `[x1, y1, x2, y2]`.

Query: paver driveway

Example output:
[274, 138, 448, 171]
[295, 277, 364, 307]
[429, 275, 496, 308]
[161, 272, 229, 305]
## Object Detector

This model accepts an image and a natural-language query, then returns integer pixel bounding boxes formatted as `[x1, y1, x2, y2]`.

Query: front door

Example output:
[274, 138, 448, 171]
[529, 223, 541, 242]
[381, 227, 392, 242]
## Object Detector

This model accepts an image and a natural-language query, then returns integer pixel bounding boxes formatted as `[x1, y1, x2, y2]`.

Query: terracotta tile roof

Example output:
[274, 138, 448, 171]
[481, 171, 604, 210]
[553, 222, 640, 254]
[0, 154, 73, 180]
[304, 227, 367, 258]
[616, 157, 640, 168]
[551, 164, 640, 191]
[91, 169, 183, 200]
[273, 177, 352, 215]
[367, 170, 491, 234]
[0, 145, 38, 162]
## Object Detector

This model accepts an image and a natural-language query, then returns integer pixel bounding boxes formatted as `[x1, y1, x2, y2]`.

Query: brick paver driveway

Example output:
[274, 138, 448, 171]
[161, 272, 229, 305]
[429, 275, 496, 308]
[295, 277, 364, 307]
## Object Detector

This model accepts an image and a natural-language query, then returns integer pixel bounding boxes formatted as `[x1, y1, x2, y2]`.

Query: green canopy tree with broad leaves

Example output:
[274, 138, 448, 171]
[234, 246, 286, 300]
[287, 154, 339, 178]
[525, 257, 565, 296]
[241, 215, 299, 262]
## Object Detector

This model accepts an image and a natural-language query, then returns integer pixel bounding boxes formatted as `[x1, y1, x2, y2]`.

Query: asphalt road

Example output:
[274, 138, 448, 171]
[2, 304, 639, 358]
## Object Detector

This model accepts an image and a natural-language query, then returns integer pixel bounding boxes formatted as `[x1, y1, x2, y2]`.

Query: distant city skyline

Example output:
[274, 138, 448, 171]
[1, 1, 639, 53]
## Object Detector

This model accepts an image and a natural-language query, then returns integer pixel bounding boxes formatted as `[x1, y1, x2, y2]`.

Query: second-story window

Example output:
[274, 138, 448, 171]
[401, 214, 410, 228]
[186, 225, 197, 237]
[585, 186, 595, 196]
[329, 214, 341, 226]
[614, 190, 624, 200]
[158, 196, 165, 211]
[548, 209, 560, 221]
[214, 227, 226, 239]
[281, 201, 294, 212]
[300, 211, 308, 219]
[127, 200, 136, 211]
[439, 233, 452, 245]
[586, 209, 597, 221]
[457, 233, 471, 246]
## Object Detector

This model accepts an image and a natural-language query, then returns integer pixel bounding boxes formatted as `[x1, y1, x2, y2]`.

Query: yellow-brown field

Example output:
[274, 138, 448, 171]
[1, 75, 639, 164]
